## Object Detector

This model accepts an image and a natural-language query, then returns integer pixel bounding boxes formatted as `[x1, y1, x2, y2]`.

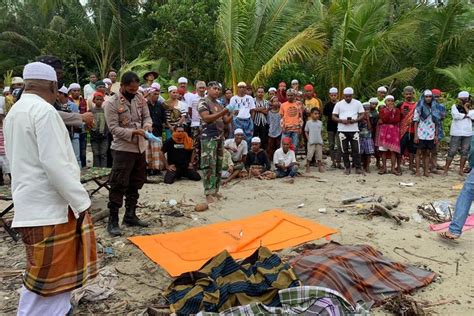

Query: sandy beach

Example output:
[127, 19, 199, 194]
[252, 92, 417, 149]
[1, 159, 473, 315]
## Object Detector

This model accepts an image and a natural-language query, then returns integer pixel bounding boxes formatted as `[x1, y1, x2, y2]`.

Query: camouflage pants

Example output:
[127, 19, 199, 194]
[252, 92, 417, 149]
[191, 127, 201, 169]
[200, 138, 223, 195]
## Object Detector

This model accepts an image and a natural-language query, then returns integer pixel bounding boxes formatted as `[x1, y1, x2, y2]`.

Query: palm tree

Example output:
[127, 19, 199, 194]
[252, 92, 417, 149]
[436, 62, 474, 89]
[311, 0, 421, 97]
[216, 0, 325, 92]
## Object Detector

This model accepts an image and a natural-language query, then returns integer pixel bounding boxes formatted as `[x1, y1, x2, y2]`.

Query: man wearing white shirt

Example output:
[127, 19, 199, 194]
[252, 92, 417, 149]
[5, 62, 97, 316]
[83, 72, 97, 100]
[230, 81, 256, 144]
[332, 87, 365, 175]
[444, 91, 473, 176]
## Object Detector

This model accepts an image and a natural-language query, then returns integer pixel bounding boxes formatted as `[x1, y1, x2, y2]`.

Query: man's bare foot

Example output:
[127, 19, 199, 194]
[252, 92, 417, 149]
[305, 167, 310, 173]
[214, 193, 224, 200]
[458, 170, 465, 177]
[318, 166, 324, 173]
[423, 172, 430, 177]
[206, 195, 216, 204]
[415, 172, 421, 177]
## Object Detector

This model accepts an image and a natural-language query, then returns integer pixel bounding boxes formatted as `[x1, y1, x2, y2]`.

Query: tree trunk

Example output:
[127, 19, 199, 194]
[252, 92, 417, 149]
[117, 4, 125, 67]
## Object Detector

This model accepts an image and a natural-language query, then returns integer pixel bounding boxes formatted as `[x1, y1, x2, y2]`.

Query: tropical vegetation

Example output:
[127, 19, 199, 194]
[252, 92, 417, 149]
[0, 0, 472, 98]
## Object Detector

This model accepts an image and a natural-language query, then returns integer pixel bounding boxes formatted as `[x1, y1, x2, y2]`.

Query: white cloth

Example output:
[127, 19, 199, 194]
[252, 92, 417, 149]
[450, 106, 474, 137]
[190, 96, 204, 127]
[224, 138, 248, 162]
[83, 83, 96, 100]
[17, 286, 71, 316]
[332, 99, 364, 132]
[23, 63, 56, 82]
[184, 92, 199, 111]
[229, 95, 255, 119]
[0, 96, 4, 114]
[4, 93, 91, 228]
[273, 148, 296, 167]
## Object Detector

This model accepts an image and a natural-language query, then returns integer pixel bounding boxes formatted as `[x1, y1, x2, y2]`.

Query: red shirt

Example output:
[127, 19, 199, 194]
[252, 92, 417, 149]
[400, 101, 416, 134]
[379, 107, 401, 125]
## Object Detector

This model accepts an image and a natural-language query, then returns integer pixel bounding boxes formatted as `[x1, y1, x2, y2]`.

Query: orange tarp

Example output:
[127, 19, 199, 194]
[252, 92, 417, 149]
[129, 209, 337, 277]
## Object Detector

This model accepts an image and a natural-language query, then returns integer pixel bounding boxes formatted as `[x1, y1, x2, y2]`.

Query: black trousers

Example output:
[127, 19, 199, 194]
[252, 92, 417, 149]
[164, 167, 201, 184]
[339, 132, 362, 169]
[108, 150, 147, 210]
[253, 124, 269, 149]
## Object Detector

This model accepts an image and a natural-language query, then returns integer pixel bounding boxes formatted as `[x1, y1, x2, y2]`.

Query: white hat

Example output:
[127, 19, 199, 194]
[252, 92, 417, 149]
[151, 82, 161, 90]
[268, 87, 277, 93]
[423, 89, 432, 96]
[11, 76, 24, 84]
[329, 87, 338, 94]
[103, 78, 112, 87]
[178, 77, 188, 84]
[68, 83, 81, 92]
[168, 85, 178, 92]
[23, 62, 57, 82]
[343, 87, 354, 95]
[237, 81, 247, 87]
[384, 95, 394, 101]
[458, 91, 470, 98]
[58, 85, 68, 94]
[377, 86, 387, 93]
[291, 79, 298, 85]
[234, 128, 244, 135]
[3, 86, 10, 93]
[251, 137, 261, 143]
[369, 97, 378, 104]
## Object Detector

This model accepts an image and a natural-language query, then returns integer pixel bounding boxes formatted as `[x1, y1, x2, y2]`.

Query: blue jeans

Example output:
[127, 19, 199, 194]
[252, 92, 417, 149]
[276, 165, 298, 178]
[71, 135, 81, 167]
[282, 131, 299, 148]
[448, 169, 474, 236]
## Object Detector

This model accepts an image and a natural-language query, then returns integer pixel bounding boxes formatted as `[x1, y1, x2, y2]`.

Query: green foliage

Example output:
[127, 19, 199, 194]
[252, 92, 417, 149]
[145, 0, 221, 82]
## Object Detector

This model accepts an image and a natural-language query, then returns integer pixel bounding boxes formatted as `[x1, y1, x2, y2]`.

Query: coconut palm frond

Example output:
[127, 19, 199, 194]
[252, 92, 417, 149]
[435, 64, 474, 88]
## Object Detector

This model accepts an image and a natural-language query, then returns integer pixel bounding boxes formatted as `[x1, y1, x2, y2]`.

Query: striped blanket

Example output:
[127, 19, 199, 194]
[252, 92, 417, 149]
[165, 247, 301, 315]
[146, 140, 163, 170]
[18, 210, 98, 297]
[291, 242, 436, 307]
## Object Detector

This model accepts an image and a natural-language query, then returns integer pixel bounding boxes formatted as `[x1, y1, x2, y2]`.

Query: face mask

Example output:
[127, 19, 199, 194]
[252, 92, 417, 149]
[122, 90, 136, 101]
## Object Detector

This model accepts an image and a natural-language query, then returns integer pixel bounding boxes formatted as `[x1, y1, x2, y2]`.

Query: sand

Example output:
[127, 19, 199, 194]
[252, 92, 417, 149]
[1, 163, 473, 315]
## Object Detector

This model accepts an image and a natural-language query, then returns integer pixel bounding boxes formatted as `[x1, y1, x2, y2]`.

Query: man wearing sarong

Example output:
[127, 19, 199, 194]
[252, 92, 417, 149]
[398, 86, 417, 173]
[5, 62, 97, 315]
[104, 71, 153, 236]
[199, 81, 234, 204]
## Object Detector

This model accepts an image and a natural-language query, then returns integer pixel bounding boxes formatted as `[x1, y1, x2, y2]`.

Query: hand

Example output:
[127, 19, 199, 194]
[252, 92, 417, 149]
[414, 135, 419, 144]
[81, 112, 94, 129]
[132, 129, 146, 137]
[226, 103, 237, 112]
[167, 164, 176, 172]
[144, 124, 152, 132]
[434, 137, 438, 145]
[188, 163, 194, 170]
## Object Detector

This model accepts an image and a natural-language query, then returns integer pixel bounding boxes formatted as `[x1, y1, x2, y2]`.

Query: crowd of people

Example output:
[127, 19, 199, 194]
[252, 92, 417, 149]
[2, 56, 474, 315]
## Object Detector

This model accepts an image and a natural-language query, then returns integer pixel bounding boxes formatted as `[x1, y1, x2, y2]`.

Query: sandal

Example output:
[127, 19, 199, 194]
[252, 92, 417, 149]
[378, 170, 387, 175]
[439, 231, 459, 240]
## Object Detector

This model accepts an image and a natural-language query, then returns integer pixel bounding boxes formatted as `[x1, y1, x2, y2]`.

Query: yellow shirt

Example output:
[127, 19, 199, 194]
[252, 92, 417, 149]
[304, 97, 322, 111]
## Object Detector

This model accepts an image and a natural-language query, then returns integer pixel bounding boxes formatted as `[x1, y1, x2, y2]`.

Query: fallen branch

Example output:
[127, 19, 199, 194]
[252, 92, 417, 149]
[393, 247, 450, 265]
[92, 209, 109, 223]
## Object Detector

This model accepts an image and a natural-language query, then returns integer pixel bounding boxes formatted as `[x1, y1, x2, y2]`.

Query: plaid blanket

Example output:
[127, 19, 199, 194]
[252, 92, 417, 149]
[18, 210, 98, 297]
[291, 242, 436, 307]
[146, 141, 163, 170]
[198, 286, 370, 315]
[80, 167, 111, 183]
[165, 247, 301, 315]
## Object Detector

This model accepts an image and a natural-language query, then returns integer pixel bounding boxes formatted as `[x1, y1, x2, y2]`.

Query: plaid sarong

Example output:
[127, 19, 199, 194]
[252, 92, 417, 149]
[18, 210, 98, 297]
[291, 242, 436, 307]
[198, 286, 370, 315]
[165, 247, 301, 315]
[146, 140, 163, 170]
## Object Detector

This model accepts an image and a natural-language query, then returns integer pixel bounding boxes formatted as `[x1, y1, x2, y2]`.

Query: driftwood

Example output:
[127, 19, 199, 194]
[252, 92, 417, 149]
[355, 203, 409, 225]
[92, 209, 109, 223]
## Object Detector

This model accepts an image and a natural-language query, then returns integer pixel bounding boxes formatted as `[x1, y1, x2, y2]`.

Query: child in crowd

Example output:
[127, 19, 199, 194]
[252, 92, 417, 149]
[0, 113, 10, 185]
[267, 96, 282, 160]
[304, 108, 324, 173]
[359, 103, 375, 173]
[368, 98, 380, 169]
[90, 92, 109, 167]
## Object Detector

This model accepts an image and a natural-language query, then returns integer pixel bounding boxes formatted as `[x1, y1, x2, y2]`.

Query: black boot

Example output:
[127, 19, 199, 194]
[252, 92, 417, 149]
[107, 208, 122, 236]
[123, 205, 148, 227]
